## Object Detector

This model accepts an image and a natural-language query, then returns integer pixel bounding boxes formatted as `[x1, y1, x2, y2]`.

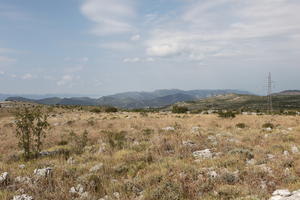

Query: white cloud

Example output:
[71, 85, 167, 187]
[22, 73, 34, 80]
[123, 57, 155, 63]
[80, 0, 136, 35]
[99, 42, 133, 51]
[80, 57, 89, 62]
[130, 34, 140, 41]
[123, 57, 140, 63]
[56, 75, 73, 86]
[0, 56, 16, 63]
[145, 0, 300, 61]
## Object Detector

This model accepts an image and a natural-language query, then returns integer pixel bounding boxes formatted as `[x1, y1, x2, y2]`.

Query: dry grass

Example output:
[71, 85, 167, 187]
[1, 108, 300, 199]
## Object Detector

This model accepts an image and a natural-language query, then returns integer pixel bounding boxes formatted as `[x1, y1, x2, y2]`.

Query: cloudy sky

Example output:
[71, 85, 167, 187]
[0, 0, 300, 96]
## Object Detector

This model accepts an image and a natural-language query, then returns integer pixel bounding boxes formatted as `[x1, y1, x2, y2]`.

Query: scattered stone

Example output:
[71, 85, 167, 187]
[89, 163, 104, 172]
[98, 142, 107, 153]
[267, 154, 275, 160]
[207, 135, 217, 141]
[272, 189, 291, 197]
[207, 171, 218, 179]
[113, 192, 120, 199]
[19, 164, 26, 169]
[191, 126, 200, 133]
[291, 146, 299, 154]
[70, 184, 90, 199]
[162, 126, 175, 131]
[247, 159, 257, 165]
[15, 176, 32, 185]
[264, 127, 272, 132]
[33, 167, 53, 178]
[182, 140, 197, 147]
[193, 149, 213, 159]
[70, 184, 84, 194]
[287, 128, 293, 131]
[67, 157, 75, 165]
[283, 151, 289, 157]
[0, 172, 9, 185]
[12, 194, 34, 200]
[258, 164, 273, 175]
[284, 168, 291, 177]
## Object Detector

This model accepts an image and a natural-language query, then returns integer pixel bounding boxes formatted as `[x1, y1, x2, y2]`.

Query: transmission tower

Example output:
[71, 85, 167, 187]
[267, 72, 273, 114]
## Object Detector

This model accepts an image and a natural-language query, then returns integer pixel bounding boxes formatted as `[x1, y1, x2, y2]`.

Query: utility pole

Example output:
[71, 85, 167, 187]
[267, 72, 273, 114]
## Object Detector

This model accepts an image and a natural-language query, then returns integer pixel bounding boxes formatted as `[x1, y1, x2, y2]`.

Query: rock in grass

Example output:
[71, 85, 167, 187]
[89, 163, 104, 172]
[33, 167, 53, 178]
[0, 172, 9, 185]
[162, 126, 175, 131]
[291, 146, 299, 154]
[272, 189, 291, 197]
[193, 149, 213, 159]
[182, 140, 197, 147]
[12, 194, 34, 200]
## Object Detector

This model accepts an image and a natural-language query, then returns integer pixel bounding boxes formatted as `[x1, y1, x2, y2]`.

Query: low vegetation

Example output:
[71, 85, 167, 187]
[0, 104, 300, 199]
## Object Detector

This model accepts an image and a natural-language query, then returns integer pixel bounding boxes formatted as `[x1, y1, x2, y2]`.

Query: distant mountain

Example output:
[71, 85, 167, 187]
[5, 89, 251, 109]
[95, 89, 251, 108]
[273, 90, 300, 96]
[0, 93, 99, 101]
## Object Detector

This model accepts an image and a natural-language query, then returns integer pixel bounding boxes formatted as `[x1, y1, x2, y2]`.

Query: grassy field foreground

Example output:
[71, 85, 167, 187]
[1, 109, 300, 200]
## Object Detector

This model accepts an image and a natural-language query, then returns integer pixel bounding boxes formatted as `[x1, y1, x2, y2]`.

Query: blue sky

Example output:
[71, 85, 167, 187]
[0, 0, 300, 96]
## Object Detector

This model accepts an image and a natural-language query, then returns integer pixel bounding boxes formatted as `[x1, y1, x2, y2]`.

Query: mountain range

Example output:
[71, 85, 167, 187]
[3, 89, 251, 109]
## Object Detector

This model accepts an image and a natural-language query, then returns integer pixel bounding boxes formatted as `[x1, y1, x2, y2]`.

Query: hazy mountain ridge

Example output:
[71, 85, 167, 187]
[4, 89, 251, 109]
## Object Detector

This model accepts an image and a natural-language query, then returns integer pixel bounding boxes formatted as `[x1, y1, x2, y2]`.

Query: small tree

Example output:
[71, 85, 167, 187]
[14, 107, 49, 159]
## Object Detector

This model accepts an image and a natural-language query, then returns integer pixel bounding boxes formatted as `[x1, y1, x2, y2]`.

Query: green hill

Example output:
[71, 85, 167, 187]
[170, 94, 300, 112]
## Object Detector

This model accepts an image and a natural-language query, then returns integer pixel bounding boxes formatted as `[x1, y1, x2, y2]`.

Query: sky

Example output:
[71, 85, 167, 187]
[0, 0, 299, 96]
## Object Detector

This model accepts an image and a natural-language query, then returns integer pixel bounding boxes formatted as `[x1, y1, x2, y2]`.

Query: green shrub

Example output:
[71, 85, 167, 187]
[262, 122, 274, 129]
[90, 108, 101, 113]
[14, 107, 50, 159]
[68, 130, 89, 154]
[105, 106, 118, 113]
[218, 111, 236, 118]
[172, 106, 188, 114]
[106, 131, 127, 149]
[145, 181, 184, 200]
[236, 123, 247, 129]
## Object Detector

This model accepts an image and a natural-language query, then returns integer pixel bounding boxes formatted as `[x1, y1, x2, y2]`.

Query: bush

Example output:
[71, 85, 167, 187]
[14, 107, 50, 159]
[172, 106, 188, 114]
[145, 181, 184, 200]
[105, 131, 127, 149]
[262, 122, 274, 129]
[236, 123, 246, 129]
[90, 108, 101, 113]
[68, 130, 89, 154]
[218, 111, 236, 118]
[105, 106, 118, 113]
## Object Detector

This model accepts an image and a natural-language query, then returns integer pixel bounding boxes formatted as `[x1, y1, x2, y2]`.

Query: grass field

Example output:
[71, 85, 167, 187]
[1, 108, 300, 200]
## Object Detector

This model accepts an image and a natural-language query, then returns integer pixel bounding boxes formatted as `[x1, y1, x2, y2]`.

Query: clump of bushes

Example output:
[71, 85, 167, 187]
[68, 130, 89, 154]
[218, 111, 236, 118]
[105, 106, 118, 113]
[105, 131, 127, 149]
[236, 123, 247, 129]
[145, 181, 184, 200]
[262, 122, 274, 129]
[172, 106, 188, 114]
[90, 108, 101, 113]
